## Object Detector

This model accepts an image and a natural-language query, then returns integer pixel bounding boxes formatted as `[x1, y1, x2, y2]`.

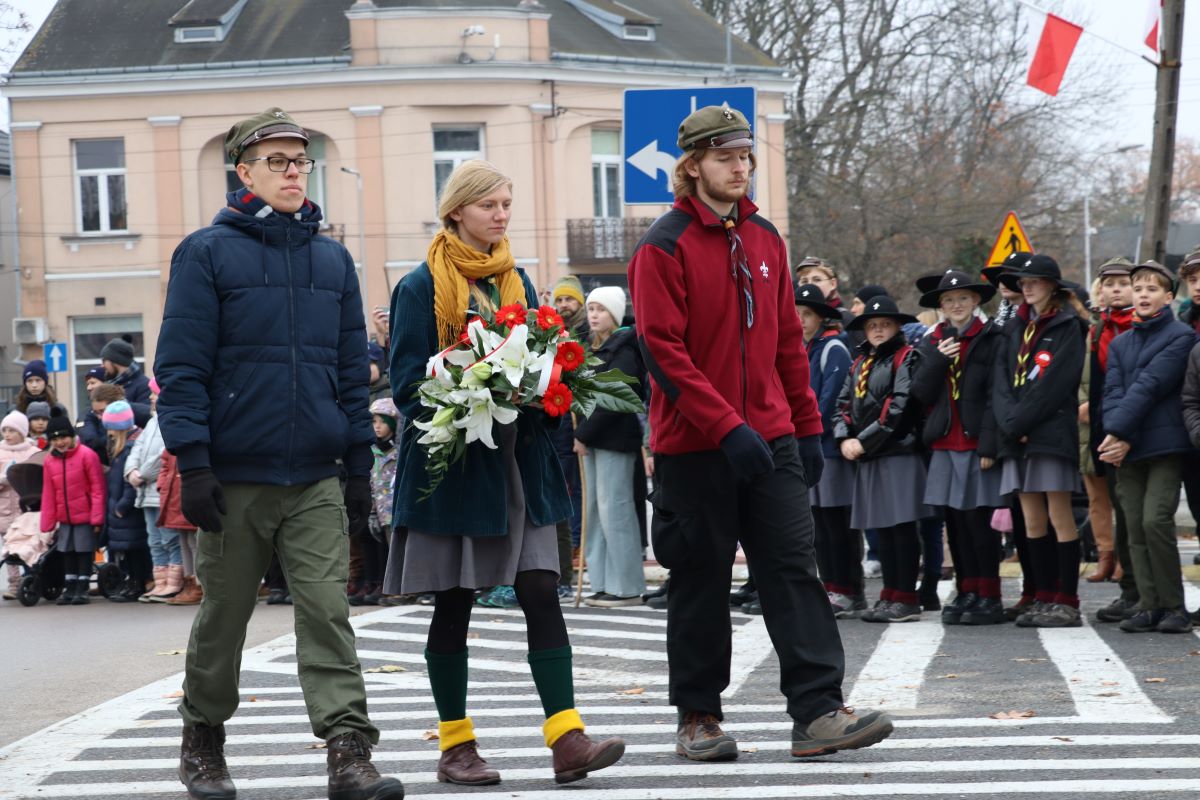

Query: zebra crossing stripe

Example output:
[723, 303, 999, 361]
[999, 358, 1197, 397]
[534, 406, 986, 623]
[846, 619, 945, 709]
[354, 628, 668, 659]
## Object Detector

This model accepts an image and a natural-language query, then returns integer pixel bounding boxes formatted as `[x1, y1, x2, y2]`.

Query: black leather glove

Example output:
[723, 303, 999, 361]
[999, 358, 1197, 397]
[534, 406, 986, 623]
[719, 424, 775, 483]
[180, 468, 227, 533]
[344, 475, 372, 538]
[796, 434, 825, 488]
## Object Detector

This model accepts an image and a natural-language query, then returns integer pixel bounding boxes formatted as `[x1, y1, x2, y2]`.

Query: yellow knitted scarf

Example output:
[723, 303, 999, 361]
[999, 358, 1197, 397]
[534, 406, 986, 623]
[427, 229, 525, 348]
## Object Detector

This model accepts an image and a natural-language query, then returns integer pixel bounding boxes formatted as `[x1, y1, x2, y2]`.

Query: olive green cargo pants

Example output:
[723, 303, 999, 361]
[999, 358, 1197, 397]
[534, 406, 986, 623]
[178, 477, 379, 743]
[1115, 455, 1185, 612]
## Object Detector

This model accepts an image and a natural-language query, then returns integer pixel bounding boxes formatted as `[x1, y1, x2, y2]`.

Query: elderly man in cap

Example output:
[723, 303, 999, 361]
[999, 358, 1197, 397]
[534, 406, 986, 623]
[155, 108, 403, 800]
[628, 106, 893, 762]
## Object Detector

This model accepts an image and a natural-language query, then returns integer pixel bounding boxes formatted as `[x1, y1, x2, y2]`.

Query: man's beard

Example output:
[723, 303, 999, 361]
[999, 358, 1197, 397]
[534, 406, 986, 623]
[698, 175, 748, 204]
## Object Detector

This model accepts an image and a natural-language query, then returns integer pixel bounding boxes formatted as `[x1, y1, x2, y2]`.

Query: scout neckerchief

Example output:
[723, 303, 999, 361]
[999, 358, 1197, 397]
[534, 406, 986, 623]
[934, 317, 983, 400]
[1012, 303, 1057, 387]
[854, 353, 876, 398]
[722, 217, 755, 328]
[1095, 306, 1133, 371]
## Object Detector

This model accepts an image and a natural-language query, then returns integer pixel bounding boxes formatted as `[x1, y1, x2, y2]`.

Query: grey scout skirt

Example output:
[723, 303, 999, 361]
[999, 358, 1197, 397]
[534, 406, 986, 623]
[1000, 454, 1081, 497]
[850, 452, 930, 530]
[923, 449, 1003, 511]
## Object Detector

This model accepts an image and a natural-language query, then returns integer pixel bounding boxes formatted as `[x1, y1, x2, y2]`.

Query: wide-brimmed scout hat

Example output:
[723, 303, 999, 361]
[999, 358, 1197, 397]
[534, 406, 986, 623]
[225, 108, 310, 163]
[794, 282, 841, 319]
[982, 250, 1033, 287]
[919, 269, 996, 308]
[998, 254, 1067, 292]
[845, 295, 918, 331]
[678, 105, 753, 151]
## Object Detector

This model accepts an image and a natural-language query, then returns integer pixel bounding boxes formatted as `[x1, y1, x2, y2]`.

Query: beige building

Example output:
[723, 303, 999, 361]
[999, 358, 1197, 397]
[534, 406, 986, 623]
[4, 0, 792, 415]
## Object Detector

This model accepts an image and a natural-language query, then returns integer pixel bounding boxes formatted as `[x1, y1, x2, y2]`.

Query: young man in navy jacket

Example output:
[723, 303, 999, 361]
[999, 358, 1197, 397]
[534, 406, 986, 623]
[155, 109, 403, 800]
[628, 106, 892, 763]
[1100, 261, 1197, 634]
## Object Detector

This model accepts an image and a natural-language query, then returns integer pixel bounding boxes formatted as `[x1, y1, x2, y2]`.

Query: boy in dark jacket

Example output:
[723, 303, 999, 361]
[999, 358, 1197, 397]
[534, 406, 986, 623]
[1100, 262, 1196, 633]
[1177, 251, 1200, 561]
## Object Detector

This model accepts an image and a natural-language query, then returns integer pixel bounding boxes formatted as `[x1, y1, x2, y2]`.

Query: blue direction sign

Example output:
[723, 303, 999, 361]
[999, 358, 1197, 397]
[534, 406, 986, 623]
[42, 342, 67, 373]
[622, 86, 756, 205]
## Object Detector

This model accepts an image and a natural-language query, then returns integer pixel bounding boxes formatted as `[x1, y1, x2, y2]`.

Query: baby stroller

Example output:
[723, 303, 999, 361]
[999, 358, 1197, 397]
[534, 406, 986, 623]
[1, 460, 65, 606]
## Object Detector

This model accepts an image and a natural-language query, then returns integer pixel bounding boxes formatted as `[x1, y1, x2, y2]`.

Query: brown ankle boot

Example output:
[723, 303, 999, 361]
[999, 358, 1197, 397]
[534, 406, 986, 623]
[1112, 559, 1125, 582]
[436, 740, 500, 786]
[1086, 551, 1115, 583]
[325, 731, 405, 800]
[179, 723, 236, 800]
[550, 729, 625, 784]
[168, 576, 204, 605]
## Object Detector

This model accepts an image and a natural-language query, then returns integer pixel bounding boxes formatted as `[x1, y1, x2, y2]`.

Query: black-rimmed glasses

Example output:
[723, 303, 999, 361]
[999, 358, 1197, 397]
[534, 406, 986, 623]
[243, 156, 316, 174]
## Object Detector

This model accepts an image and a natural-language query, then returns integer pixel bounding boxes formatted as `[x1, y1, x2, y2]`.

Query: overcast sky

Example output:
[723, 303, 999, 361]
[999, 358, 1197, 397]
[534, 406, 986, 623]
[0, 0, 1196, 161]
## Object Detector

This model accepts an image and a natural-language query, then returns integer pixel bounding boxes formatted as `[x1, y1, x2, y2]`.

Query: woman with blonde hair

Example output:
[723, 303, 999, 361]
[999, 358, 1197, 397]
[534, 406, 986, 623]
[386, 160, 625, 786]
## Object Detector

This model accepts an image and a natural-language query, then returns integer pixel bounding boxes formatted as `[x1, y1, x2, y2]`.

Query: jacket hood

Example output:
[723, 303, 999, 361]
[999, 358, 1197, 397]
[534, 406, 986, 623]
[213, 199, 326, 291]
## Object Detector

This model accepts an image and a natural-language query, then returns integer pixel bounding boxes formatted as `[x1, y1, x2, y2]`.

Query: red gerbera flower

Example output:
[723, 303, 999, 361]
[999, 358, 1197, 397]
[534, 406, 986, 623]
[541, 381, 573, 417]
[496, 303, 527, 328]
[554, 341, 585, 372]
[536, 305, 563, 331]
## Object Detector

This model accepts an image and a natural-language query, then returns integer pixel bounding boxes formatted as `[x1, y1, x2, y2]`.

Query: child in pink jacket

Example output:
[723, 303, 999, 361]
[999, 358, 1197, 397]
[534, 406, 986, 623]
[41, 409, 106, 605]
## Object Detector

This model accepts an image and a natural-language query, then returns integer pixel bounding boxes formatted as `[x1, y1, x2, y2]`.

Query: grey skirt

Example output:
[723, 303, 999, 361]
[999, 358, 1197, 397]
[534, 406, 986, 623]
[923, 449, 1003, 511]
[1000, 454, 1081, 497]
[397, 423, 559, 595]
[55, 523, 96, 553]
[810, 455, 854, 508]
[850, 453, 930, 530]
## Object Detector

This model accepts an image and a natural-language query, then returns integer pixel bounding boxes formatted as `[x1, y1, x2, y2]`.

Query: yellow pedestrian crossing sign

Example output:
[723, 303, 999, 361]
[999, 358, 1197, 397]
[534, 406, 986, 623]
[986, 212, 1033, 266]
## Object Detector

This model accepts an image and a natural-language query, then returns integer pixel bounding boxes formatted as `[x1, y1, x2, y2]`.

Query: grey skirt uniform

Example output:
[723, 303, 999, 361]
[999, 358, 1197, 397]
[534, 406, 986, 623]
[923, 449, 1003, 511]
[1000, 454, 1081, 497]
[397, 423, 559, 595]
[54, 523, 97, 553]
[850, 453, 930, 530]
[810, 455, 854, 508]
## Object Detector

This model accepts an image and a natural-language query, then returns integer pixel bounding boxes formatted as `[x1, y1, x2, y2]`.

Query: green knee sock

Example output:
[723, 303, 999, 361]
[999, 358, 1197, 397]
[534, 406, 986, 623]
[527, 645, 574, 717]
[424, 648, 468, 721]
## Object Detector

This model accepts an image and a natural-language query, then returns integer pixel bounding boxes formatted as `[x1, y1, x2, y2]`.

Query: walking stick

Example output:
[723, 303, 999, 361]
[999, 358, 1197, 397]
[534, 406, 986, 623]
[574, 420, 588, 608]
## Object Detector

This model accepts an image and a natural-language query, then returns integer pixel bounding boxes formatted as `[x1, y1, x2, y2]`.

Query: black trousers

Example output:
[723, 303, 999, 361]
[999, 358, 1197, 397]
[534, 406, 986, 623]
[652, 437, 845, 724]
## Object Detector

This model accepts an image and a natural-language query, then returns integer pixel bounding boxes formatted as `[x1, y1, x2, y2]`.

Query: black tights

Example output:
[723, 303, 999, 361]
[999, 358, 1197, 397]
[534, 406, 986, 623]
[876, 522, 920, 594]
[813, 505, 861, 594]
[68, 551, 93, 577]
[944, 507, 1000, 580]
[427, 569, 568, 654]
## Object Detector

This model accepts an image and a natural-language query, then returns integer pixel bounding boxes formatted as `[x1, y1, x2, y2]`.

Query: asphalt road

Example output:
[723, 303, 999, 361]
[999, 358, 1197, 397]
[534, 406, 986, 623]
[3, 573, 1200, 800]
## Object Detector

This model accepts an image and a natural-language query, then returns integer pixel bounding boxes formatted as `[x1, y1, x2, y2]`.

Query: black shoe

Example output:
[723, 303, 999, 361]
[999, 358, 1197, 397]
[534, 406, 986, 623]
[1096, 595, 1140, 623]
[645, 593, 668, 609]
[1003, 596, 1034, 622]
[1015, 601, 1048, 628]
[1191, 608, 1200, 625]
[941, 592, 978, 625]
[861, 599, 890, 623]
[57, 578, 79, 606]
[71, 576, 92, 605]
[918, 579, 941, 611]
[643, 580, 669, 602]
[1120, 608, 1166, 633]
[740, 598, 763, 615]
[961, 596, 1006, 625]
[1156, 607, 1194, 633]
[729, 584, 757, 607]
[267, 589, 289, 605]
[179, 723, 236, 800]
[107, 579, 144, 603]
[326, 731, 405, 800]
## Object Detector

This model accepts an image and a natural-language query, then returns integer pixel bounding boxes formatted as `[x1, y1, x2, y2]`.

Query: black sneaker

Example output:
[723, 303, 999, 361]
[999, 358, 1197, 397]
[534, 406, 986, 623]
[875, 601, 921, 623]
[676, 711, 738, 761]
[941, 592, 978, 625]
[741, 598, 763, 615]
[1014, 601, 1047, 628]
[1120, 608, 1166, 633]
[861, 599, 890, 623]
[1096, 595, 1140, 623]
[267, 589, 288, 605]
[1155, 608, 1193, 634]
[729, 585, 757, 607]
[791, 707, 894, 757]
[960, 596, 1006, 625]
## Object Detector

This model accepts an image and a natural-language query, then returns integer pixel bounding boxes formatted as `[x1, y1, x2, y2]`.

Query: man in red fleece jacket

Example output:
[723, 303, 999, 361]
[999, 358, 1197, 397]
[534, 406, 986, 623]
[628, 106, 893, 762]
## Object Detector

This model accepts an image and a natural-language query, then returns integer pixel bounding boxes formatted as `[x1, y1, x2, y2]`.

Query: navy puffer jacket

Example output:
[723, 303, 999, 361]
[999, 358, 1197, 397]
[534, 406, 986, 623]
[1102, 308, 1197, 463]
[104, 439, 147, 552]
[807, 332, 853, 458]
[154, 201, 373, 485]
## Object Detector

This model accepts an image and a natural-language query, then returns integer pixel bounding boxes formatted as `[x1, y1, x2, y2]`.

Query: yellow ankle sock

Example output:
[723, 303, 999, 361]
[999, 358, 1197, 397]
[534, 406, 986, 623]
[437, 717, 476, 752]
[542, 708, 585, 748]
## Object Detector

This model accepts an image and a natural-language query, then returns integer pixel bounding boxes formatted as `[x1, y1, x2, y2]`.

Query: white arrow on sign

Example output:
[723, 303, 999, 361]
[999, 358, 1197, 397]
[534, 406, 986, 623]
[627, 139, 677, 193]
[47, 346, 64, 372]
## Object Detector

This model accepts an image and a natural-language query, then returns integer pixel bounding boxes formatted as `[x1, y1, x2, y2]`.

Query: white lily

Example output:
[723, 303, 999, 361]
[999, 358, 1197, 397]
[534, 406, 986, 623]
[484, 323, 530, 386]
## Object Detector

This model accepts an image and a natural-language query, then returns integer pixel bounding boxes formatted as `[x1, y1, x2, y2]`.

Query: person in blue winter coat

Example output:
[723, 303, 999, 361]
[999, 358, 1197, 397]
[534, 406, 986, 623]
[100, 335, 153, 427]
[100, 401, 151, 602]
[1100, 261, 1197, 634]
[794, 282, 861, 617]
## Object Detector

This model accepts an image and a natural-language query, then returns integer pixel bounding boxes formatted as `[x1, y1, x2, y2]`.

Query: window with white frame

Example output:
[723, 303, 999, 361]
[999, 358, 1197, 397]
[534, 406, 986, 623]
[591, 129, 621, 218]
[70, 315, 143, 414]
[75, 139, 127, 234]
[224, 134, 329, 215]
[433, 127, 484, 203]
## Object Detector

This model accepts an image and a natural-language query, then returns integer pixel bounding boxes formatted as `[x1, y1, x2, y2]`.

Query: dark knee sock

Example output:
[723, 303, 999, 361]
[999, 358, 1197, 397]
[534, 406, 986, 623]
[1055, 539, 1081, 606]
[891, 523, 921, 600]
[76, 551, 94, 579]
[514, 570, 569, 651]
[1010, 501, 1035, 598]
[876, 529, 897, 598]
[527, 646, 575, 717]
[1027, 535, 1058, 602]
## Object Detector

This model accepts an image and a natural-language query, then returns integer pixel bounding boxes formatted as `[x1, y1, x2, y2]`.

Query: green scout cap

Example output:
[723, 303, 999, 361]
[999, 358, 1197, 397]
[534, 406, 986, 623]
[1129, 259, 1176, 292]
[677, 105, 753, 151]
[1097, 256, 1134, 278]
[225, 107, 309, 163]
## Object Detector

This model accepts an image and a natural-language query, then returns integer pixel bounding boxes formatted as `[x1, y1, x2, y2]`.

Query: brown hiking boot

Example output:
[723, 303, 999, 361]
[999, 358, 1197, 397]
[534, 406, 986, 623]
[551, 729, 625, 784]
[326, 731, 405, 800]
[168, 576, 204, 606]
[179, 723, 236, 800]
[675, 710, 738, 761]
[791, 706, 894, 757]
[436, 740, 500, 786]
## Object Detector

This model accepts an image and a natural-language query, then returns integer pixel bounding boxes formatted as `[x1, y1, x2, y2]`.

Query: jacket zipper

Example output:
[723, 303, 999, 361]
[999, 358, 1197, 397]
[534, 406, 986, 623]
[285, 222, 297, 484]
[730, 223, 748, 418]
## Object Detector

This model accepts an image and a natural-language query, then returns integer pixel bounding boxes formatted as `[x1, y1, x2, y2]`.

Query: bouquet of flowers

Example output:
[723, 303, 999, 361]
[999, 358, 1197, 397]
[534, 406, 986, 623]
[412, 303, 643, 496]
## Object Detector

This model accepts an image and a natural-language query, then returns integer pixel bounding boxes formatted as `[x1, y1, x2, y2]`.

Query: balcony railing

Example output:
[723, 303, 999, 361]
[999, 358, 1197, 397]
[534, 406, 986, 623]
[566, 217, 655, 265]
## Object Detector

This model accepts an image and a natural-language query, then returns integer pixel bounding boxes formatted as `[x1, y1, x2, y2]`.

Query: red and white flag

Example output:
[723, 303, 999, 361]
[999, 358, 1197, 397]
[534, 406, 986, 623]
[1143, 0, 1161, 53]
[1026, 13, 1084, 97]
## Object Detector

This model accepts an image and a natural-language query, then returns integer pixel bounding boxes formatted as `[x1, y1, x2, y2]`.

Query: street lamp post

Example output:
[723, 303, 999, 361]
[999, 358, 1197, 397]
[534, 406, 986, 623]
[1083, 145, 1143, 288]
[340, 166, 367, 303]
